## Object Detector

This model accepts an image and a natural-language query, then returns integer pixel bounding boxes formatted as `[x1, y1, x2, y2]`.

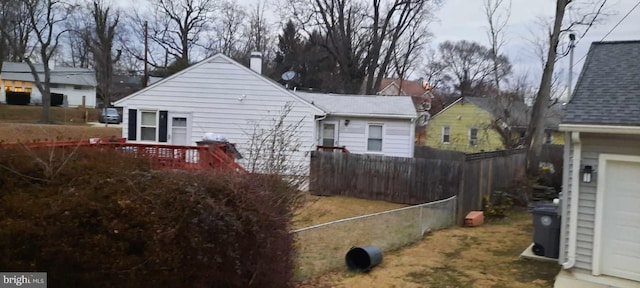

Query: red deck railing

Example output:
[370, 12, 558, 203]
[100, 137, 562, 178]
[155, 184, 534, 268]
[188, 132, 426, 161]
[3, 138, 247, 173]
[316, 145, 350, 153]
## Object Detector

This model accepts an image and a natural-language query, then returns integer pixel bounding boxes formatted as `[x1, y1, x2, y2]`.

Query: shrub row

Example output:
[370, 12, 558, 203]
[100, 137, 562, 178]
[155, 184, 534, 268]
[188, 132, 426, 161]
[0, 147, 295, 287]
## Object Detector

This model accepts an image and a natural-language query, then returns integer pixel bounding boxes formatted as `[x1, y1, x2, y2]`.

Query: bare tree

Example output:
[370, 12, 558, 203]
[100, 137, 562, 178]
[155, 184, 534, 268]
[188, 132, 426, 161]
[0, 0, 76, 123]
[244, 102, 309, 190]
[282, 0, 439, 94]
[388, 7, 432, 83]
[86, 0, 121, 110]
[437, 40, 511, 97]
[525, 0, 607, 175]
[484, 0, 511, 93]
[129, 0, 216, 74]
[209, 0, 246, 56]
[0, 0, 33, 64]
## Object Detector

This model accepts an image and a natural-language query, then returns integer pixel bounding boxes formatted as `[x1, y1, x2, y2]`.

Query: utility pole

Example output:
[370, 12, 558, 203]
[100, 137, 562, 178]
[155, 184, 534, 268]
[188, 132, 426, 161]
[567, 33, 576, 102]
[143, 21, 149, 88]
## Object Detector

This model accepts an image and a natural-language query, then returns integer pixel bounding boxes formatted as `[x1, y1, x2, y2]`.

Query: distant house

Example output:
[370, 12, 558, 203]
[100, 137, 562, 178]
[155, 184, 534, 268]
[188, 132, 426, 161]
[555, 40, 640, 288]
[377, 78, 434, 142]
[422, 96, 564, 153]
[114, 53, 416, 175]
[297, 92, 416, 157]
[0, 62, 97, 107]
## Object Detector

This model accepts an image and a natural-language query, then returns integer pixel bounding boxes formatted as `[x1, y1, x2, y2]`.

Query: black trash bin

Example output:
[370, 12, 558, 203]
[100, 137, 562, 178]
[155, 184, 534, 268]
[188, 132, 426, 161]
[345, 246, 383, 272]
[531, 204, 561, 258]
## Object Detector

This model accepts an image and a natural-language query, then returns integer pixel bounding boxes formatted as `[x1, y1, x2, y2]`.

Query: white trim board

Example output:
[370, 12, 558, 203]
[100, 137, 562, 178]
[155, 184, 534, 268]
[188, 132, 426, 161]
[559, 124, 640, 135]
[592, 154, 640, 277]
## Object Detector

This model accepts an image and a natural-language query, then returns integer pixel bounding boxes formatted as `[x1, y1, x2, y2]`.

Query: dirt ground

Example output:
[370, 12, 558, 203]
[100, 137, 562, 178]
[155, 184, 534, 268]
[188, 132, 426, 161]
[293, 195, 408, 230]
[297, 210, 560, 288]
[0, 124, 121, 143]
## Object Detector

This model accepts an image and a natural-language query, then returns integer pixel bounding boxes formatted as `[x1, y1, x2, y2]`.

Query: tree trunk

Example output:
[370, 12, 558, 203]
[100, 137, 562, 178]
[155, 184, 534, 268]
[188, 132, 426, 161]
[526, 0, 568, 175]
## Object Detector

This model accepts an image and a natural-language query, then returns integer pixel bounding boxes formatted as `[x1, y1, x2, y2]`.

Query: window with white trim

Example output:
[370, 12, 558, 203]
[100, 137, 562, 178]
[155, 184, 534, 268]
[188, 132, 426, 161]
[442, 126, 450, 144]
[367, 124, 383, 152]
[469, 128, 478, 146]
[140, 111, 158, 141]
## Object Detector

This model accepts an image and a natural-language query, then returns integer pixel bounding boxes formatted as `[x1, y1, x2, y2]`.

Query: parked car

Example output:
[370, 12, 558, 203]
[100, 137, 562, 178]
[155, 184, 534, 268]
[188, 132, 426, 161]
[99, 108, 122, 124]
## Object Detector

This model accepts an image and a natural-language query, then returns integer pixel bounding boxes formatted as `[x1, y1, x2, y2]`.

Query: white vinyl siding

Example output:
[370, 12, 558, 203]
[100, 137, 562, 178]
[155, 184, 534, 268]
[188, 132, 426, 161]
[318, 117, 413, 157]
[562, 133, 640, 272]
[117, 56, 321, 175]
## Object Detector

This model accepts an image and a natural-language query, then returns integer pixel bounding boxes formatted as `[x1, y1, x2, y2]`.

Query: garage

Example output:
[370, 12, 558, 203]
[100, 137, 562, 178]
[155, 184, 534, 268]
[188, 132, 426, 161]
[599, 156, 640, 282]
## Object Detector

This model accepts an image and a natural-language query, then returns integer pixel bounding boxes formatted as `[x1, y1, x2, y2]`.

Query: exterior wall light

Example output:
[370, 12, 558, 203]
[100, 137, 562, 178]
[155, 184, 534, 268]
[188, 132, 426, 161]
[583, 165, 593, 183]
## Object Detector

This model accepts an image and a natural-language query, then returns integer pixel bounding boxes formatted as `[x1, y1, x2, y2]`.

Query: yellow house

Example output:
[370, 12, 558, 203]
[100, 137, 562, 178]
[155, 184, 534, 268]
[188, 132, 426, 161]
[423, 97, 564, 153]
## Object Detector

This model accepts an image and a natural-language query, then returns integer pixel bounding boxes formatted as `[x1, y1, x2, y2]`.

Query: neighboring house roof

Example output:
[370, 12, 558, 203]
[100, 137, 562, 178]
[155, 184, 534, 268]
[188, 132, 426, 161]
[115, 54, 325, 115]
[563, 40, 640, 126]
[296, 92, 417, 119]
[433, 96, 563, 129]
[0, 62, 97, 87]
[379, 78, 431, 97]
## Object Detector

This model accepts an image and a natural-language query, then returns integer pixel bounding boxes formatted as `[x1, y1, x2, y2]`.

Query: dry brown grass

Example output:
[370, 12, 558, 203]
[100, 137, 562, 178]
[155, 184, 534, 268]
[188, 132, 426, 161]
[0, 124, 121, 144]
[293, 195, 408, 230]
[297, 210, 559, 288]
[0, 104, 100, 124]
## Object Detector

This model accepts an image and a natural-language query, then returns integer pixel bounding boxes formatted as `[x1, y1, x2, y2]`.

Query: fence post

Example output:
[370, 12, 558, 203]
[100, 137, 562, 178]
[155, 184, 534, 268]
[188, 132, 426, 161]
[456, 159, 466, 226]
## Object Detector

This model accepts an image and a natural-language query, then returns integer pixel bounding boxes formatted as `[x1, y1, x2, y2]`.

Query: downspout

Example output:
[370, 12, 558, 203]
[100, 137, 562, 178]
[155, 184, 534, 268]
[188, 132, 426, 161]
[409, 116, 416, 156]
[563, 131, 581, 269]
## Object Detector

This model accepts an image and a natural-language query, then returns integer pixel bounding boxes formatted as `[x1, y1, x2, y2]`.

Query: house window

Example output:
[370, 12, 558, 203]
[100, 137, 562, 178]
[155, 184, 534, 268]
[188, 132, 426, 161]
[367, 124, 383, 152]
[545, 132, 553, 144]
[4, 80, 33, 93]
[73, 85, 84, 90]
[322, 123, 336, 146]
[140, 111, 158, 141]
[3, 80, 11, 91]
[50, 83, 60, 88]
[469, 128, 478, 146]
[442, 126, 450, 144]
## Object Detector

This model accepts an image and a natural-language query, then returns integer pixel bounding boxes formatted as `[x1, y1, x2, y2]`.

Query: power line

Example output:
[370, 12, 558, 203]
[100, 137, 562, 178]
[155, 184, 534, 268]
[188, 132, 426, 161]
[575, 0, 640, 65]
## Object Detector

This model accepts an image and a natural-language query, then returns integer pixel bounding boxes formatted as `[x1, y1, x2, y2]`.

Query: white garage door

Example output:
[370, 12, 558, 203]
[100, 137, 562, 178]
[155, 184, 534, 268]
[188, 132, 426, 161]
[601, 159, 640, 281]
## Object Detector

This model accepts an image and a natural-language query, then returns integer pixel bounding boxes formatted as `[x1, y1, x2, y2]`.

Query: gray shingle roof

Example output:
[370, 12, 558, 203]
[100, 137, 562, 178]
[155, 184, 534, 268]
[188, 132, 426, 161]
[1, 62, 97, 86]
[296, 91, 417, 118]
[563, 40, 640, 126]
[455, 96, 563, 129]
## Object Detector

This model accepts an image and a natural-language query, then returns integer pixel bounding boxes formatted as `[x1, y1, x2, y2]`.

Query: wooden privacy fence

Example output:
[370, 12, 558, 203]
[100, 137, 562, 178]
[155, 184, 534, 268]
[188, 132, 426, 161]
[310, 147, 530, 224]
[310, 152, 461, 204]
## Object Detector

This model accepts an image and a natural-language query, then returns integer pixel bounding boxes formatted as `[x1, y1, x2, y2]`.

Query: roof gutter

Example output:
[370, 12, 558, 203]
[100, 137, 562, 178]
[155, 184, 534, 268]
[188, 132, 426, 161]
[559, 124, 640, 135]
[328, 113, 416, 120]
[563, 131, 581, 269]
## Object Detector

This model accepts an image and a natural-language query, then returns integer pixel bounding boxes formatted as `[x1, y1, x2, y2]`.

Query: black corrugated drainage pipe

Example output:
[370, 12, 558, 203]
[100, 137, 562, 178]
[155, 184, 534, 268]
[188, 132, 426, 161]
[345, 246, 383, 272]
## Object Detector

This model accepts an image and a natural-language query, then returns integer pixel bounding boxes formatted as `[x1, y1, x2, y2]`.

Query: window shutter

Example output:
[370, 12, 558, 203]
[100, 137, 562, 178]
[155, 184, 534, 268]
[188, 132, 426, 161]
[159, 110, 168, 142]
[127, 109, 137, 140]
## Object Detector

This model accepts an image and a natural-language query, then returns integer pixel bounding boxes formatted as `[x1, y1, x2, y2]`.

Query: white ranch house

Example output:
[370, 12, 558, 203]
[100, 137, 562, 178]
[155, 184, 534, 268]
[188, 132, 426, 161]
[114, 53, 416, 174]
[0, 62, 97, 107]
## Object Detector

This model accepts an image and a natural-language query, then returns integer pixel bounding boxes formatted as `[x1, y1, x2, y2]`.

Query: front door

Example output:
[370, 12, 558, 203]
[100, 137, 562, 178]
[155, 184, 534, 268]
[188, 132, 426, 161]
[169, 115, 189, 145]
[321, 122, 338, 146]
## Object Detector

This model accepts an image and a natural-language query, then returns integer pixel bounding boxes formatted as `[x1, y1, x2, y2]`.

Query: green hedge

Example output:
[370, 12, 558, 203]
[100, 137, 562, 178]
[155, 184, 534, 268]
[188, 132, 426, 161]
[5, 91, 31, 105]
[0, 148, 296, 287]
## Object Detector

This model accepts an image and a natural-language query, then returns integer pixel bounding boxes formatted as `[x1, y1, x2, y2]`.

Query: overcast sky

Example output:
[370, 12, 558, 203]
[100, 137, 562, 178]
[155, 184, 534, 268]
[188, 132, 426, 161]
[125, 0, 640, 92]
[431, 0, 640, 90]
